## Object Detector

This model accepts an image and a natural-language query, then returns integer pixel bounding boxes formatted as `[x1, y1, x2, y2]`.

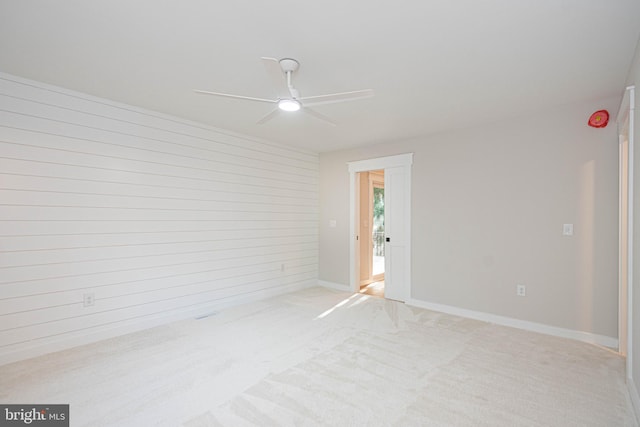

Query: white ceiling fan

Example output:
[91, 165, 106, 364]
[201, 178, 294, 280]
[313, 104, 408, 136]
[194, 57, 374, 126]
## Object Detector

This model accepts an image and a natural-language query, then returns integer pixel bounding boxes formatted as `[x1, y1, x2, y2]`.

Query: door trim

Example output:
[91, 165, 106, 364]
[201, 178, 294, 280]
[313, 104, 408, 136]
[617, 85, 635, 379]
[619, 132, 629, 358]
[348, 153, 413, 296]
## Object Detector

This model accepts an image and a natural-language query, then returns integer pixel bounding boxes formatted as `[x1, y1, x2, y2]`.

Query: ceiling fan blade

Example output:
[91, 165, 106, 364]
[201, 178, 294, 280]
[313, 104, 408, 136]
[256, 108, 282, 125]
[300, 89, 374, 106]
[261, 57, 292, 99]
[194, 89, 276, 104]
[303, 107, 337, 126]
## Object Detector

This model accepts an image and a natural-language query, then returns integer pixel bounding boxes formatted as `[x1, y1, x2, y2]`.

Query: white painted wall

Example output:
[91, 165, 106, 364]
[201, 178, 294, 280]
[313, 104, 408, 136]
[320, 96, 620, 341]
[0, 73, 318, 365]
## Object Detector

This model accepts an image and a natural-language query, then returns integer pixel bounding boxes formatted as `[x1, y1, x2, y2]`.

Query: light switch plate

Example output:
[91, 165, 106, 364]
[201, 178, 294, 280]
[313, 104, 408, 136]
[329, 220, 337, 228]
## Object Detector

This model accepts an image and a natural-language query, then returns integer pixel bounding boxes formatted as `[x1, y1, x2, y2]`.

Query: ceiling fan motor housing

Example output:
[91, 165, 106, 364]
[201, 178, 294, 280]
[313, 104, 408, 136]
[279, 58, 300, 73]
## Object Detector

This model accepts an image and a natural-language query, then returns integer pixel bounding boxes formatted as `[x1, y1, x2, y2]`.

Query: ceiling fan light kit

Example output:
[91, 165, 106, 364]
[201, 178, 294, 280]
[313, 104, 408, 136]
[195, 57, 374, 125]
[278, 99, 301, 112]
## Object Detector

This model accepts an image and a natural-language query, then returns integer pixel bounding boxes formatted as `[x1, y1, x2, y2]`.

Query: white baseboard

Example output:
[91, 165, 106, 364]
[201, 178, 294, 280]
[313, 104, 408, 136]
[407, 298, 618, 349]
[318, 280, 351, 292]
[0, 280, 315, 367]
[629, 377, 640, 424]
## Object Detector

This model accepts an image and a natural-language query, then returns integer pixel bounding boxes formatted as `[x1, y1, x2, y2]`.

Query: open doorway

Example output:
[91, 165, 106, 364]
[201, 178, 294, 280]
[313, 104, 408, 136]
[358, 170, 385, 297]
[349, 153, 413, 302]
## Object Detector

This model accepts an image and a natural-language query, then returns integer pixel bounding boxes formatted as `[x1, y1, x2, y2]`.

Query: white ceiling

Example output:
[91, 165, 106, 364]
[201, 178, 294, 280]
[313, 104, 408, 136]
[1, 1, 639, 153]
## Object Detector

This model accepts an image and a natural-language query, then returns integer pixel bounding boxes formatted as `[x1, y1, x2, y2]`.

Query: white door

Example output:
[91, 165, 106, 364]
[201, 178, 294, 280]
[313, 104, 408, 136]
[383, 166, 409, 302]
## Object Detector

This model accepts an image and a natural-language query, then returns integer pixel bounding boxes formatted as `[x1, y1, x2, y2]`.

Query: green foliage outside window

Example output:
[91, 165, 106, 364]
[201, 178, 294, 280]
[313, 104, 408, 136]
[373, 187, 384, 226]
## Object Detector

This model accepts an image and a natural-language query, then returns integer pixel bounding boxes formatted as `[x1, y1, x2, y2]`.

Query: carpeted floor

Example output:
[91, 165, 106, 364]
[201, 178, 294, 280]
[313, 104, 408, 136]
[1, 287, 636, 426]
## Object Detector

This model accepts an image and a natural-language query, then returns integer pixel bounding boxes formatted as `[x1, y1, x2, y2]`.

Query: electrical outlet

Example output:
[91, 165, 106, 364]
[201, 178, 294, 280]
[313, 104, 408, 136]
[83, 293, 95, 307]
[516, 284, 526, 297]
[562, 224, 574, 236]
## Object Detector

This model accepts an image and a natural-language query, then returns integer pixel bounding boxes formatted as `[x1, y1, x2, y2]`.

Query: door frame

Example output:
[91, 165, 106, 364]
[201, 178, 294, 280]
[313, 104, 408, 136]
[617, 85, 635, 379]
[619, 131, 629, 358]
[348, 153, 413, 297]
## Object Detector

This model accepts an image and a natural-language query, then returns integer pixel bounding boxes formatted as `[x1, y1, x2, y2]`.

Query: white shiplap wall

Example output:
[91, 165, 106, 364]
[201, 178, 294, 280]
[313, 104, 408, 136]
[0, 73, 319, 365]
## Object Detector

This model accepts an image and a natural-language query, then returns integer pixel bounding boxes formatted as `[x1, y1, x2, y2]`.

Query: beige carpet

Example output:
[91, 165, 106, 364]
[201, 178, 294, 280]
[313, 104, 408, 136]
[0, 287, 636, 426]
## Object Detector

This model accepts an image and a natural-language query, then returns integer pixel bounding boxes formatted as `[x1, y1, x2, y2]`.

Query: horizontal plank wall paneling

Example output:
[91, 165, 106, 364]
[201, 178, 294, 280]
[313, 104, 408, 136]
[0, 73, 319, 365]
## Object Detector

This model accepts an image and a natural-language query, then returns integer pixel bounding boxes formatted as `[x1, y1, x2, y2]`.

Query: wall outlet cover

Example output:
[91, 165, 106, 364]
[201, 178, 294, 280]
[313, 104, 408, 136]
[83, 293, 95, 307]
[562, 224, 574, 236]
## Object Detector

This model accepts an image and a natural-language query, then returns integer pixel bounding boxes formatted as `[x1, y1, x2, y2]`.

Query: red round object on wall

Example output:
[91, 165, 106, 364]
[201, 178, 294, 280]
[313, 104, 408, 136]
[588, 110, 609, 128]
